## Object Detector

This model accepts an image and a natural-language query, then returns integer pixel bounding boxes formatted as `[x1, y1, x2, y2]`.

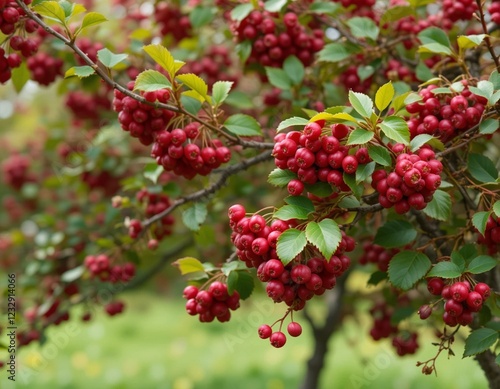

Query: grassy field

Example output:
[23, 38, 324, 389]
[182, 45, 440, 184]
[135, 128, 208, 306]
[0, 290, 489, 389]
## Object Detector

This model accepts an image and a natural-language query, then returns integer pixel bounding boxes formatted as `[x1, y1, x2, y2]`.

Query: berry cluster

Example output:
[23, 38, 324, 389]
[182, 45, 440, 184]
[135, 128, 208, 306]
[406, 84, 486, 142]
[113, 81, 175, 145]
[84, 254, 136, 283]
[384, 59, 417, 83]
[274, 122, 370, 195]
[82, 171, 122, 196]
[65, 90, 112, 125]
[27, 52, 63, 85]
[154, 2, 192, 42]
[0, 47, 21, 83]
[359, 242, 400, 272]
[489, 1, 500, 24]
[442, 0, 477, 22]
[230, 9, 324, 68]
[1, 153, 33, 190]
[371, 145, 442, 215]
[258, 319, 302, 348]
[338, 65, 373, 93]
[477, 214, 500, 254]
[184, 282, 241, 323]
[392, 332, 419, 356]
[421, 277, 491, 327]
[105, 300, 125, 316]
[150, 122, 232, 180]
[75, 37, 103, 65]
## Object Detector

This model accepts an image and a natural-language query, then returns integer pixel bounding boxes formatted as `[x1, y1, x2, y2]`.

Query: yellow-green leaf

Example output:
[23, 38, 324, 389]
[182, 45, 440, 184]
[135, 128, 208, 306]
[133, 69, 171, 92]
[173, 257, 205, 275]
[81, 12, 107, 31]
[176, 73, 209, 102]
[64, 65, 96, 79]
[143, 44, 176, 79]
[33, 1, 66, 24]
[375, 81, 394, 112]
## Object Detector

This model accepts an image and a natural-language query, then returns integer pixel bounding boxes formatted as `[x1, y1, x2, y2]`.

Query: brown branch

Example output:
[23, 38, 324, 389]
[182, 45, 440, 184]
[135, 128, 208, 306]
[475, 0, 500, 72]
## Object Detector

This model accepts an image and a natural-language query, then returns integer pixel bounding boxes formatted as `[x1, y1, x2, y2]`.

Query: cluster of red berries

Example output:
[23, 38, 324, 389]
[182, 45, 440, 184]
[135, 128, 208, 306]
[338, 65, 373, 93]
[231, 9, 324, 68]
[384, 59, 417, 83]
[184, 282, 241, 323]
[406, 84, 486, 142]
[274, 122, 370, 196]
[16, 329, 41, 347]
[113, 81, 174, 146]
[392, 331, 419, 356]
[359, 242, 400, 272]
[82, 171, 122, 196]
[84, 254, 136, 283]
[258, 320, 302, 348]
[442, 0, 477, 22]
[39, 299, 70, 326]
[154, 2, 192, 42]
[420, 277, 491, 327]
[150, 122, 232, 180]
[489, 1, 500, 24]
[477, 214, 500, 254]
[0, 47, 21, 83]
[75, 37, 103, 65]
[371, 145, 442, 215]
[1, 153, 33, 190]
[104, 300, 125, 316]
[65, 90, 112, 125]
[27, 52, 63, 85]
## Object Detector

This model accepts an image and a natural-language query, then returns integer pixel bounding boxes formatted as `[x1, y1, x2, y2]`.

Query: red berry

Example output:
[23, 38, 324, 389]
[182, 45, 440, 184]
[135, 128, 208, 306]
[258, 324, 272, 339]
[287, 322, 303, 337]
[270, 331, 287, 348]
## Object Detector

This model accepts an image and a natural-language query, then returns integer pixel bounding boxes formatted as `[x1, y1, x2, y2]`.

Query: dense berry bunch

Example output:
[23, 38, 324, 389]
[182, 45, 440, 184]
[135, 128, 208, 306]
[1, 153, 33, 190]
[27, 52, 63, 85]
[154, 2, 192, 42]
[84, 254, 136, 283]
[105, 300, 125, 316]
[371, 145, 443, 215]
[113, 81, 174, 145]
[392, 332, 419, 356]
[369, 302, 398, 340]
[65, 90, 112, 125]
[338, 65, 373, 93]
[183, 282, 241, 323]
[384, 59, 417, 83]
[406, 84, 486, 141]
[230, 9, 324, 68]
[150, 122, 232, 179]
[0, 47, 21, 83]
[421, 278, 491, 327]
[477, 215, 500, 254]
[442, 0, 477, 22]
[489, 1, 500, 24]
[359, 242, 400, 272]
[75, 37, 103, 65]
[274, 122, 371, 195]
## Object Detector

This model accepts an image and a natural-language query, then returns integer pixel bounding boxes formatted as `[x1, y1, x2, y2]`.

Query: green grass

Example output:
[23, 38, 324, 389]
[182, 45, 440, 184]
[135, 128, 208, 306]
[0, 291, 489, 389]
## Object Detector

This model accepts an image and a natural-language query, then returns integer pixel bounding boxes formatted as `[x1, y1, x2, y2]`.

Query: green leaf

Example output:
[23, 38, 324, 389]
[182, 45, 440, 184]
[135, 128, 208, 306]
[176, 73, 209, 102]
[268, 168, 296, 187]
[388, 251, 432, 290]
[367, 271, 388, 286]
[416, 61, 435, 82]
[379, 5, 414, 26]
[463, 328, 499, 358]
[427, 261, 463, 279]
[274, 204, 311, 221]
[375, 81, 394, 112]
[284, 195, 315, 212]
[343, 172, 363, 198]
[467, 255, 498, 275]
[64, 65, 95, 79]
[357, 65, 375, 82]
[457, 34, 486, 50]
[11, 62, 30, 92]
[410, 134, 444, 152]
[346, 129, 374, 145]
[283, 55, 304, 86]
[356, 162, 376, 184]
[211, 81, 233, 106]
[133, 70, 171, 92]
[349, 91, 373, 118]
[305, 219, 342, 259]
[318, 42, 360, 63]
[277, 228, 307, 266]
[423, 190, 451, 221]
[33, 1, 66, 24]
[265, 67, 292, 90]
[180, 95, 202, 115]
[97, 48, 128, 68]
[227, 270, 254, 300]
[224, 114, 262, 136]
[379, 116, 410, 145]
[418, 27, 452, 55]
[479, 119, 499, 135]
[143, 44, 176, 79]
[391, 306, 415, 325]
[264, 0, 288, 12]
[469, 80, 494, 100]
[459, 244, 478, 264]
[225, 90, 254, 109]
[173, 257, 205, 275]
[189, 6, 214, 28]
[490, 70, 500, 89]
[368, 145, 392, 167]
[143, 163, 163, 184]
[60, 266, 84, 282]
[276, 116, 309, 132]
[309, 2, 341, 14]
[338, 195, 361, 208]
[346, 17, 379, 41]
[472, 211, 492, 236]
[467, 154, 498, 183]
[236, 40, 252, 63]
[80, 12, 107, 31]
[374, 220, 417, 248]
[451, 251, 466, 272]
[494, 201, 500, 218]
[305, 182, 334, 198]
[230, 3, 254, 21]
[182, 202, 208, 231]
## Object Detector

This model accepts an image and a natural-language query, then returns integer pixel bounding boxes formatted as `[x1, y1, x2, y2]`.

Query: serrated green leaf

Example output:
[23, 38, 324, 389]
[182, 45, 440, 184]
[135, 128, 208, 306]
[347, 17, 379, 41]
[133, 70, 171, 92]
[277, 116, 309, 132]
[388, 251, 431, 290]
[367, 270, 388, 286]
[265, 67, 292, 90]
[264, 0, 287, 12]
[11, 62, 30, 92]
[189, 6, 214, 28]
[423, 190, 451, 221]
[490, 70, 500, 89]
[472, 211, 492, 236]
[173, 257, 205, 275]
[463, 328, 499, 358]
[80, 11, 107, 31]
[268, 168, 297, 187]
[274, 204, 311, 221]
[230, 3, 253, 21]
[356, 162, 376, 184]
[182, 202, 208, 231]
[180, 94, 202, 115]
[144, 44, 176, 79]
[459, 244, 478, 265]
[357, 65, 375, 82]
[418, 27, 452, 53]
[467, 255, 498, 275]
[305, 182, 334, 198]
[61, 266, 84, 282]
[176, 73, 209, 102]
[318, 42, 360, 63]
[379, 116, 410, 145]
[97, 48, 128, 68]
[346, 129, 374, 145]
[468, 154, 498, 183]
[33, 1, 66, 24]
[224, 114, 262, 136]
[212, 81, 233, 106]
[479, 119, 499, 135]
[451, 251, 466, 272]
[64, 65, 95, 79]
[284, 195, 315, 211]
[368, 145, 392, 166]
[305, 219, 342, 259]
[493, 201, 500, 218]
[375, 81, 394, 111]
[143, 163, 163, 184]
[410, 134, 435, 152]
[343, 172, 363, 198]
[277, 229, 307, 266]
[349, 91, 373, 118]
[374, 220, 417, 248]
[457, 34, 486, 50]
[283, 55, 304, 86]
[427, 261, 463, 278]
